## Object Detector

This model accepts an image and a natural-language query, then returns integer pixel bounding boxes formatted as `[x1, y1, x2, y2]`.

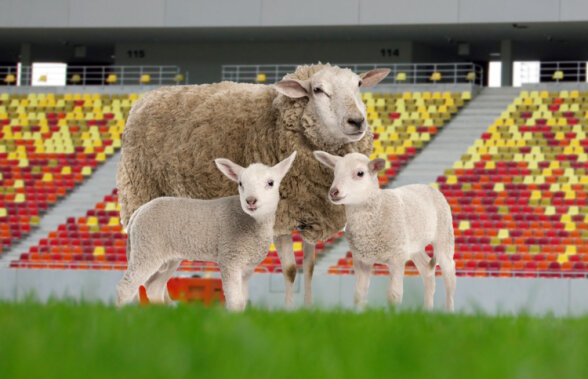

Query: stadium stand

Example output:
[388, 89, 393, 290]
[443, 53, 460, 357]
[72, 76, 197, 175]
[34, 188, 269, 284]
[330, 89, 588, 278]
[0, 92, 133, 255]
[10, 90, 469, 273]
[363, 90, 470, 186]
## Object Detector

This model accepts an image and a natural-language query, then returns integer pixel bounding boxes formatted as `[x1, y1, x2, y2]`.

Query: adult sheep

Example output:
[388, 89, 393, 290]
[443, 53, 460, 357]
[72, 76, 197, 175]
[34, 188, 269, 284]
[116, 63, 390, 307]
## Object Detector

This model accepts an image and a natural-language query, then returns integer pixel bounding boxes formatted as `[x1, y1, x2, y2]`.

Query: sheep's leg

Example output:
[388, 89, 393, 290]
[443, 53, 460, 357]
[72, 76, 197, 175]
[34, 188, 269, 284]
[386, 257, 405, 307]
[353, 258, 372, 310]
[116, 260, 161, 306]
[144, 259, 182, 304]
[220, 267, 245, 312]
[274, 234, 296, 309]
[434, 242, 456, 312]
[412, 251, 436, 311]
[302, 240, 315, 306]
[241, 270, 254, 311]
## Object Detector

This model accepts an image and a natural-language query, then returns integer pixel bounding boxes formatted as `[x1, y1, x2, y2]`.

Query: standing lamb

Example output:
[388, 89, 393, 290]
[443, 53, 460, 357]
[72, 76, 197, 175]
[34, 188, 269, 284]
[117, 63, 390, 307]
[314, 151, 456, 311]
[117, 152, 296, 311]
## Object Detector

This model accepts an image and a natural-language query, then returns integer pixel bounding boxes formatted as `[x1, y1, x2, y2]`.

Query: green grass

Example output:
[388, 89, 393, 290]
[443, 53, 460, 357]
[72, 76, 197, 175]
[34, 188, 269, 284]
[0, 301, 586, 379]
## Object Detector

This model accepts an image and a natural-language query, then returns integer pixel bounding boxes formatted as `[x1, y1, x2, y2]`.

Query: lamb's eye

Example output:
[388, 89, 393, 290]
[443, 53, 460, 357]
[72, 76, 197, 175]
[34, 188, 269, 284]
[358, 81, 363, 87]
[268, 179, 274, 187]
[357, 171, 364, 177]
[239, 181, 242, 187]
[313, 87, 323, 94]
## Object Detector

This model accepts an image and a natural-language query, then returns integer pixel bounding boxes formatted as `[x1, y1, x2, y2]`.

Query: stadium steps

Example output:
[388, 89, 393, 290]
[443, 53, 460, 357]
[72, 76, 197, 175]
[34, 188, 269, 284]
[0, 151, 120, 267]
[390, 87, 521, 188]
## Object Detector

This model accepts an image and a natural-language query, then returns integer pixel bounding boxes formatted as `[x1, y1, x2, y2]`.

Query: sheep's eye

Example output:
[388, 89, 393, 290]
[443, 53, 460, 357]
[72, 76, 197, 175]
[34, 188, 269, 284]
[313, 87, 323, 94]
[358, 81, 363, 87]
[268, 179, 274, 187]
[238, 181, 242, 187]
[357, 171, 364, 177]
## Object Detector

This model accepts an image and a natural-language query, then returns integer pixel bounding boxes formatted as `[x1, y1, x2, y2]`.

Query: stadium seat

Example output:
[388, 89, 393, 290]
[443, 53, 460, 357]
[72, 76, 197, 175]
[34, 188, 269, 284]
[395, 72, 407, 83]
[552, 71, 564, 81]
[140, 74, 151, 84]
[255, 73, 267, 83]
[173, 74, 185, 84]
[3, 74, 16, 84]
[105, 74, 117, 84]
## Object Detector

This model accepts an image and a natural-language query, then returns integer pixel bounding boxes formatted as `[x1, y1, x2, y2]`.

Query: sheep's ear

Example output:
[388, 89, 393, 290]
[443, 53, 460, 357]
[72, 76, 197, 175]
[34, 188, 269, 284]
[273, 151, 297, 181]
[360, 69, 390, 88]
[368, 158, 386, 174]
[274, 80, 309, 98]
[313, 150, 340, 170]
[215, 158, 244, 183]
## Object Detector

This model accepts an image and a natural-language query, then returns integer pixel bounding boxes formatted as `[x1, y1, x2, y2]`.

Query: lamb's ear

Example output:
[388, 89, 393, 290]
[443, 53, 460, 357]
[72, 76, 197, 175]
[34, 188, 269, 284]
[360, 69, 391, 88]
[215, 158, 244, 183]
[368, 158, 386, 174]
[274, 80, 310, 98]
[313, 150, 340, 170]
[273, 151, 297, 181]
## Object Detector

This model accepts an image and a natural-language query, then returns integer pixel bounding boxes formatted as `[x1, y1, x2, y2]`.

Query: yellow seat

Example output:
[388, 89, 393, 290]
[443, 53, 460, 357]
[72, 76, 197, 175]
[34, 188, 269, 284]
[70, 74, 81, 84]
[173, 74, 185, 84]
[140, 74, 151, 84]
[105, 74, 117, 84]
[466, 72, 476, 82]
[553, 71, 564, 81]
[254, 73, 267, 83]
[4, 74, 16, 84]
[430, 72, 442, 82]
[38, 75, 47, 83]
[396, 72, 407, 82]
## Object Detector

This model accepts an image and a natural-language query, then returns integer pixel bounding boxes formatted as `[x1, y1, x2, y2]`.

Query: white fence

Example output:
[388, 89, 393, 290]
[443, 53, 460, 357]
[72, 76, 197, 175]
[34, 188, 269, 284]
[222, 62, 484, 86]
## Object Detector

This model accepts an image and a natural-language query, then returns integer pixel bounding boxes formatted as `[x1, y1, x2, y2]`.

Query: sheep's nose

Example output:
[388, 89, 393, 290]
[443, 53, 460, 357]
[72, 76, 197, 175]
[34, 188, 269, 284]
[347, 117, 365, 129]
[246, 197, 257, 206]
[329, 188, 339, 199]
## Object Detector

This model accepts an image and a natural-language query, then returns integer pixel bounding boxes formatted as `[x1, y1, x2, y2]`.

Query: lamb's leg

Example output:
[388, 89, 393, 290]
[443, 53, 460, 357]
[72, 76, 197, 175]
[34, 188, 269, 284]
[116, 260, 161, 306]
[353, 258, 372, 310]
[302, 240, 315, 306]
[434, 241, 456, 312]
[274, 234, 296, 309]
[241, 270, 254, 311]
[386, 257, 405, 307]
[412, 251, 436, 311]
[220, 267, 245, 312]
[144, 259, 182, 304]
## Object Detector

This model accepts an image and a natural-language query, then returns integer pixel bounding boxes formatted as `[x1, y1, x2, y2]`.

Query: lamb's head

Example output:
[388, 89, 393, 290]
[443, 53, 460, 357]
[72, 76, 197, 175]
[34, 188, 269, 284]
[313, 151, 386, 205]
[215, 152, 297, 219]
[275, 65, 390, 146]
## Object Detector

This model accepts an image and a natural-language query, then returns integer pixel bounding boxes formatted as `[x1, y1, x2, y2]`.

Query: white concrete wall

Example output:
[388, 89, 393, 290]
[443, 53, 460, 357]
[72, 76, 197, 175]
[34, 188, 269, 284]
[1, 0, 588, 28]
[1, 269, 586, 316]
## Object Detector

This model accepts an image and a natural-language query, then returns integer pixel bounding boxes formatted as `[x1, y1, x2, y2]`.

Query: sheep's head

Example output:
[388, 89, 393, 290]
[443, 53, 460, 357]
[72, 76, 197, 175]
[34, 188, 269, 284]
[215, 152, 297, 219]
[275, 65, 389, 146]
[313, 151, 385, 206]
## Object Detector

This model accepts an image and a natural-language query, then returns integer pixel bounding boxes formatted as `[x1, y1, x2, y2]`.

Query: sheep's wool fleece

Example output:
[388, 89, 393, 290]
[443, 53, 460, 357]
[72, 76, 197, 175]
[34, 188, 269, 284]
[117, 64, 373, 243]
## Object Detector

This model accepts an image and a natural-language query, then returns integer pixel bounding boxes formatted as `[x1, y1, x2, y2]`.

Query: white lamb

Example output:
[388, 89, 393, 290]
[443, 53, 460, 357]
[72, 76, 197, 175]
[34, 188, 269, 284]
[116, 152, 297, 311]
[314, 151, 456, 311]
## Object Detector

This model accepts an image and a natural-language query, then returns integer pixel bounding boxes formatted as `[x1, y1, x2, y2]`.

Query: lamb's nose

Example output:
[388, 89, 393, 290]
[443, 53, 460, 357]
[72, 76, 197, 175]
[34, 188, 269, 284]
[329, 188, 339, 199]
[246, 197, 257, 206]
[347, 117, 365, 129]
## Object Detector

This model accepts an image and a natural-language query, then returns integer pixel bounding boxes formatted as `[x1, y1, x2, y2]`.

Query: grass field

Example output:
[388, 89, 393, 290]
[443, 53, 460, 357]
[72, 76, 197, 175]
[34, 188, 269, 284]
[0, 301, 587, 378]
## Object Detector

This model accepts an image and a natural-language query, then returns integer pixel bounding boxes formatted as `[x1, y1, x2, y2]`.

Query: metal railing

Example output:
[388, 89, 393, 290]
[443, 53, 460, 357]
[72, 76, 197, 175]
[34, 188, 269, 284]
[222, 62, 484, 86]
[0, 64, 189, 86]
[537, 61, 587, 83]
